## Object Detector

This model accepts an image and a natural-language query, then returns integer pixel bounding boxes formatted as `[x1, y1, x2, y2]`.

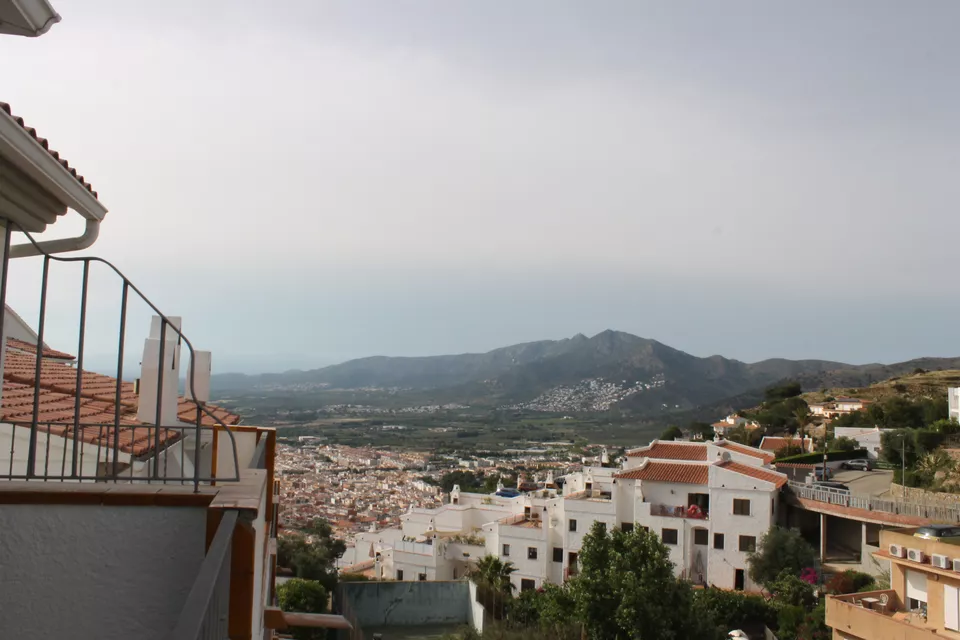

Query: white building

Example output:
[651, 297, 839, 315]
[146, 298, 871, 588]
[949, 387, 960, 422]
[384, 439, 785, 592]
[832, 426, 890, 460]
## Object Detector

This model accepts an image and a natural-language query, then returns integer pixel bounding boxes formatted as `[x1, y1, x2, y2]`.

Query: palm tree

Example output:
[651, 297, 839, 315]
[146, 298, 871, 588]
[916, 450, 957, 490]
[468, 555, 517, 620]
[469, 555, 516, 593]
[794, 406, 811, 445]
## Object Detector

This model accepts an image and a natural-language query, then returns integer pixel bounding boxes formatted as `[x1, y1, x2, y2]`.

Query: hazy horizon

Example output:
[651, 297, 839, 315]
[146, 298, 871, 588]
[3, 1, 959, 376]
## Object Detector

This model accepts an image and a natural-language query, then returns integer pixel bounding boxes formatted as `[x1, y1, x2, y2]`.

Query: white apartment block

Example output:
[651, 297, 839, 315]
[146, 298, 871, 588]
[384, 439, 785, 593]
[949, 387, 960, 422]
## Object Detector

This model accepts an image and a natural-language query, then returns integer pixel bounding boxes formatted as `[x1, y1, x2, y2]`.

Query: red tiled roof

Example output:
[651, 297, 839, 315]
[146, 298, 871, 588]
[1, 347, 240, 455]
[715, 440, 775, 462]
[717, 461, 787, 488]
[0, 102, 98, 199]
[615, 462, 708, 484]
[6, 337, 75, 361]
[627, 442, 707, 461]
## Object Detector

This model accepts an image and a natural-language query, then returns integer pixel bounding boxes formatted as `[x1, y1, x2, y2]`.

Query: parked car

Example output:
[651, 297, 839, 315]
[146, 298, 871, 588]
[914, 525, 960, 542]
[840, 459, 872, 471]
[813, 480, 850, 492]
[813, 467, 833, 480]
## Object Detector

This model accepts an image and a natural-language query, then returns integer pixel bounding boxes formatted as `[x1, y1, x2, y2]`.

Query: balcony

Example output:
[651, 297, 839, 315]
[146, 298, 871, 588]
[648, 503, 709, 519]
[826, 590, 939, 640]
[499, 513, 543, 528]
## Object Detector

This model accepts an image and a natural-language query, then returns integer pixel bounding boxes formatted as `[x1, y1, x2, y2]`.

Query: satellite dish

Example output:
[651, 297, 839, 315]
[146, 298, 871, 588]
[728, 631, 748, 639]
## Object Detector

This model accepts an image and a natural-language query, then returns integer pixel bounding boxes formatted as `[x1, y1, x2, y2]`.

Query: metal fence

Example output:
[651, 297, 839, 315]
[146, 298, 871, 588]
[168, 509, 238, 640]
[0, 221, 239, 489]
[787, 481, 960, 523]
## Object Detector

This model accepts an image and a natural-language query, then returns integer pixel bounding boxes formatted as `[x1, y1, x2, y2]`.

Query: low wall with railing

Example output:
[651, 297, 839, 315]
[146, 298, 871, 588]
[787, 481, 960, 523]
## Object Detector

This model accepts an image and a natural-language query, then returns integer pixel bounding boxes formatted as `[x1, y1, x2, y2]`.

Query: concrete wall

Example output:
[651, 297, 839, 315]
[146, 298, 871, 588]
[0, 503, 207, 640]
[338, 581, 471, 628]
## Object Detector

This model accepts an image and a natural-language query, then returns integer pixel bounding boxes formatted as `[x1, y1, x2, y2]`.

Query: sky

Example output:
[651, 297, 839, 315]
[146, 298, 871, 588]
[2, 1, 959, 374]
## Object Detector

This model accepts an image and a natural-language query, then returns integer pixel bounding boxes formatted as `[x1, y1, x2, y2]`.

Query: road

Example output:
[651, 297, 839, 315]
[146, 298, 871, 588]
[831, 468, 894, 498]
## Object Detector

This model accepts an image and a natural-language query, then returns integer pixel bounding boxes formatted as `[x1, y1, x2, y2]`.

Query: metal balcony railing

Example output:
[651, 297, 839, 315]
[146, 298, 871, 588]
[0, 221, 240, 490]
[168, 509, 238, 640]
[786, 481, 960, 522]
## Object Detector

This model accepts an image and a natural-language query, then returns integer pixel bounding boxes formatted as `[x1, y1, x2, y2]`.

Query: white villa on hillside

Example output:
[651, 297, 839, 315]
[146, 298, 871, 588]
[373, 439, 785, 593]
[950, 387, 960, 422]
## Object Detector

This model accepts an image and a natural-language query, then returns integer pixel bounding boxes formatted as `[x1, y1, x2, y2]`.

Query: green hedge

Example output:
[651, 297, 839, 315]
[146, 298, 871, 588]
[774, 449, 868, 464]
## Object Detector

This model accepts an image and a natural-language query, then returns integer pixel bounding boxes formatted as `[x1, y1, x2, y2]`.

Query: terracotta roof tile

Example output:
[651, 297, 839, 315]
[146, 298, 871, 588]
[615, 462, 709, 484]
[626, 442, 707, 461]
[6, 337, 75, 360]
[717, 461, 787, 488]
[1, 346, 240, 455]
[714, 440, 775, 462]
[0, 102, 98, 198]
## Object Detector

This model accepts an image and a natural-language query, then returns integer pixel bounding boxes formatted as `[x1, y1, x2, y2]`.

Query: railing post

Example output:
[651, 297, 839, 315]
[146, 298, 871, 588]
[27, 255, 51, 478]
[71, 260, 89, 478]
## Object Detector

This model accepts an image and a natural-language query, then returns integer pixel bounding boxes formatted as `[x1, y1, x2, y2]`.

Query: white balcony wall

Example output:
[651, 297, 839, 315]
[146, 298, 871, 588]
[0, 503, 207, 640]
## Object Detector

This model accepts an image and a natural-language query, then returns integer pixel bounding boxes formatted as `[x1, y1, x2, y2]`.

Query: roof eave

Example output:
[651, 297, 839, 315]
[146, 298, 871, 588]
[0, 0, 61, 37]
[0, 108, 107, 221]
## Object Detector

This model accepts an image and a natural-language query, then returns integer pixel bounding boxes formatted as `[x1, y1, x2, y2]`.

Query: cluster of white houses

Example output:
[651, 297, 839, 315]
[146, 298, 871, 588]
[345, 439, 788, 592]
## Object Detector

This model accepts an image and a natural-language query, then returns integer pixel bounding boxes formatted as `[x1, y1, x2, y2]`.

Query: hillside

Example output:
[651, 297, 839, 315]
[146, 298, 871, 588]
[801, 369, 960, 405]
[211, 331, 960, 416]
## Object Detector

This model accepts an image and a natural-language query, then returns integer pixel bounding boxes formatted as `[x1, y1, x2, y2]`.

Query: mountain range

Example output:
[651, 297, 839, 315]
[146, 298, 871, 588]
[211, 330, 960, 414]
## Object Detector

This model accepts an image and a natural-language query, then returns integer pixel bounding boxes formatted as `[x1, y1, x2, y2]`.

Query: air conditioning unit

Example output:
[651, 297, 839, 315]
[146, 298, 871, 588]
[952, 558, 960, 572]
[889, 543, 907, 558]
[907, 548, 926, 563]
[932, 554, 951, 569]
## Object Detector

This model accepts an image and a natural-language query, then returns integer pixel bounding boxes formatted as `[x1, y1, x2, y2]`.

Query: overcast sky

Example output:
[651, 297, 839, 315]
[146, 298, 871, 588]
[2, 1, 959, 374]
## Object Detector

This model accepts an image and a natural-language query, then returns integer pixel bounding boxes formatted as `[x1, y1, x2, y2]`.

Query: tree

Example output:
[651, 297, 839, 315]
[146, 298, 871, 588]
[769, 571, 816, 608]
[570, 521, 720, 639]
[881, 429, 918, 469]
[693, 588, 776, 636]
[440, 470, 482, 493]
[688, 421, 715, 441]
[831, 436, 859, 452]
[469, 555, 516, 619]
[746, 527, 816, 589]
[277, 578, 328, 640]
[277, 529, 345, 594]
[794, 406, 811, 442]
[766, 382, 803, 401]
[659, 425, 683, 441]
[931, 418, 960, 435]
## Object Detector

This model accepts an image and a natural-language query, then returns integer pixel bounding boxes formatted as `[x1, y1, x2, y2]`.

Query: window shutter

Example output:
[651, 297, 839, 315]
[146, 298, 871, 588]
[945, 583, 959, 631]
[905, 570, 928, 603]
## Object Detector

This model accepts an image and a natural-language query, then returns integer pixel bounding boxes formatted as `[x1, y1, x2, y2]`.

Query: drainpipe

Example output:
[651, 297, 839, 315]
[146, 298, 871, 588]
[6, 218, 100, 258]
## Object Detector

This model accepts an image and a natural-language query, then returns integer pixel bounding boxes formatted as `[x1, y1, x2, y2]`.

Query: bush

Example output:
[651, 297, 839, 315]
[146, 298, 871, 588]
[775, 449, 866, 464]
[277, 579, 328, 640]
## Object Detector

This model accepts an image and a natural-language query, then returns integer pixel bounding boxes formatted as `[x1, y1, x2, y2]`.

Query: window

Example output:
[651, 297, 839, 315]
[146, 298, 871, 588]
[397, 570, 404, 581]
[733, 499, 751, 516]
[569, 519, 578, 532]
[734, 569, 745, 591]
[503, 543, 510, 556]
[714, 533, 725, 550]
[598, 522, 606, 533]
[521, 579, 536, 592]
[418, 573, 427, 582]
[739, 535, 757, 552]
[621, 522, 634, 533]
[662, 528, 678, 545]
[528, 547, 538, 560]
[693, 528, 708, 545]
[553, 547, 564, 563]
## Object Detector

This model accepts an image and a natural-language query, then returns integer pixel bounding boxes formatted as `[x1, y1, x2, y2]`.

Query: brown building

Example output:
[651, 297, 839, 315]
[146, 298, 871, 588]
[826, 527, 960, 639]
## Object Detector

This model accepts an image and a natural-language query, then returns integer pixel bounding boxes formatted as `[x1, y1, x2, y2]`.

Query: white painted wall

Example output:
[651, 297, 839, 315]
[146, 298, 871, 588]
[950, 388, 960, 422]
[0, 503, 207, 640]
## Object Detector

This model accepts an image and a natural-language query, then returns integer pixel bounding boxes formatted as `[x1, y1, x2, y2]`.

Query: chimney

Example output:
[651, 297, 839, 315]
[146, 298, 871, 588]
[185, 350, 211, 402]
[137, 316, 182, 425]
